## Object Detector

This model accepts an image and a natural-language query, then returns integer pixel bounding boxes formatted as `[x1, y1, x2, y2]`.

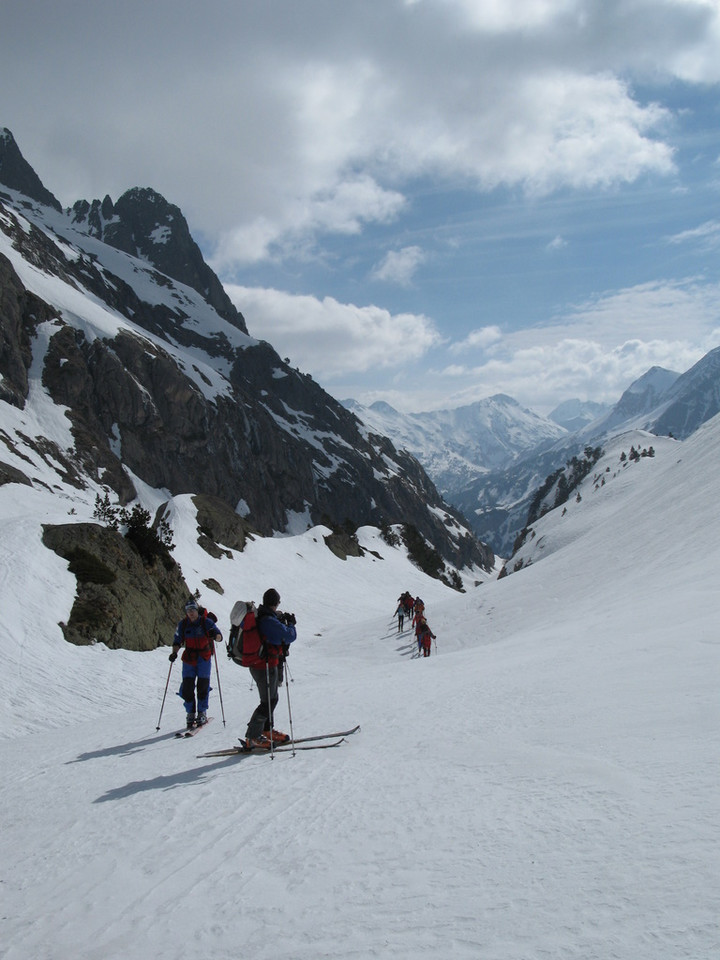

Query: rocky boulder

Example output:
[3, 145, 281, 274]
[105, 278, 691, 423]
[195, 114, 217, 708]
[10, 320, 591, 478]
[42, 522, 191, 650]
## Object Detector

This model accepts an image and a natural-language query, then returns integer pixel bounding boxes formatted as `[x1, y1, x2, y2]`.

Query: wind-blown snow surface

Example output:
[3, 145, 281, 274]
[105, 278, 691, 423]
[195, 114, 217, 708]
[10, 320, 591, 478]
[2, 419, 720, 959]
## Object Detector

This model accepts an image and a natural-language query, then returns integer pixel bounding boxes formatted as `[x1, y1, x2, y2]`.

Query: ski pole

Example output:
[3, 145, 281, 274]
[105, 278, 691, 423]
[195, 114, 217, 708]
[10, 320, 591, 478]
[156, 657, 174, 730]
[212, 644, 226, 726]
[266, 657, 275, 759]
[284, 658, 296, 756]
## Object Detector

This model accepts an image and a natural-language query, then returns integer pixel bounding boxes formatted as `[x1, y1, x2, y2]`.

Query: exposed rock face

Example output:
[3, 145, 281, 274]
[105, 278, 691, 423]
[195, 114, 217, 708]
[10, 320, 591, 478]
[323, 529, 366, 560]
[70, 187, 247, 334]
[0, 459, 32, 486]
[0, 252, 57, 408]
[42, 523, 190, 650]
[192, 494, 256, 557]
[37, 314, 493, 570]
[0, 128, 62, 212]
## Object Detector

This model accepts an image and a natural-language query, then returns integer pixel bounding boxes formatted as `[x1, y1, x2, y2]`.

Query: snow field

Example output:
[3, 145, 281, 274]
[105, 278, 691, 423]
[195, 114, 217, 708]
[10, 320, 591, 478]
[1, 418, 719, 958]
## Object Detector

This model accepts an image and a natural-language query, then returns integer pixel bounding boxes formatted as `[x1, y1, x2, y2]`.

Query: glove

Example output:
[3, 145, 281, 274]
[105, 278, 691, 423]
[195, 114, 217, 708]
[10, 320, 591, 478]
[169, 651, 178, 662]
[285, 613, 296, 626]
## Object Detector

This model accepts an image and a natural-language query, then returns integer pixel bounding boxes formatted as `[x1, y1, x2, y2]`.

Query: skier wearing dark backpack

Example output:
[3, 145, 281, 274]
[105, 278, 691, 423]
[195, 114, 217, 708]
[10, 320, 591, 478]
[169, 599, 222, 729]
[242, 588, 297, 750]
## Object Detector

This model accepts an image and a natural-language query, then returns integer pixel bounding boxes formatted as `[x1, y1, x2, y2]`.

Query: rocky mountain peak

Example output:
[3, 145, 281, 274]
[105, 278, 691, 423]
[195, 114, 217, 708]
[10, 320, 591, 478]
[0, 128, 62, 212]
[70, 185, 247, 334]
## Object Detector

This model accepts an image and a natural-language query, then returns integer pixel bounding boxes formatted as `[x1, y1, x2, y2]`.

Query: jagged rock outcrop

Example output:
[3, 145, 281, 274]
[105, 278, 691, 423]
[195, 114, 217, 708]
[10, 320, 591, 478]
[0, 252, 57, 408]
[192, 493, 256, 557]
[0, 128, 62, 212]
[42, 522, 190, 650]
[70, 187, 247, 334]
[324, 529, 366, 560]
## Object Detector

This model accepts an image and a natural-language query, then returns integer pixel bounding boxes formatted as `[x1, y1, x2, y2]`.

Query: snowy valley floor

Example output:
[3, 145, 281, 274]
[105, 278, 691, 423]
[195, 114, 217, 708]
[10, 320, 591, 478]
[2, 591, 718, 960]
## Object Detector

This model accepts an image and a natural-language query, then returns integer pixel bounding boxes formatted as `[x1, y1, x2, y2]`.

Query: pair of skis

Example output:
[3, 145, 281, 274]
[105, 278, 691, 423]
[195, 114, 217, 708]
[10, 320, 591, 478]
[175, 717, 213, 738]
[196, 724, 360, 757]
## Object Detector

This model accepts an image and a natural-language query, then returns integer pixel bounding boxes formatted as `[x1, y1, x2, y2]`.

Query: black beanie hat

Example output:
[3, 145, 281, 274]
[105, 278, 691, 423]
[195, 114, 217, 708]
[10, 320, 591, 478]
[263, 588, 280, 607]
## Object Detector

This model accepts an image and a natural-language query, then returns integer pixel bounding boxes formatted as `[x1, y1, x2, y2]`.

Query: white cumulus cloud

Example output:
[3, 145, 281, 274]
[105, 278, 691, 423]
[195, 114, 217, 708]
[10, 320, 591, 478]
[371, 246, 427, 286]
[226, 285, 442, 379]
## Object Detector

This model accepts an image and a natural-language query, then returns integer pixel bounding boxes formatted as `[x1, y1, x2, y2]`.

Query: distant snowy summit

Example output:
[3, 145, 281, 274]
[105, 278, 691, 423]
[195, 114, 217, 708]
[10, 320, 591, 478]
[344, 394, 567, 498]
[548, 398, 612, 433]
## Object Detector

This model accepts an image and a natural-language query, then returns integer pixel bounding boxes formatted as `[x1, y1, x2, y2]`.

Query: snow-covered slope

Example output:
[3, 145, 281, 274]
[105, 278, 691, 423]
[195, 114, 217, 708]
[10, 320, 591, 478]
[1, 406, 718, 958]
[505, 430, 677, 574]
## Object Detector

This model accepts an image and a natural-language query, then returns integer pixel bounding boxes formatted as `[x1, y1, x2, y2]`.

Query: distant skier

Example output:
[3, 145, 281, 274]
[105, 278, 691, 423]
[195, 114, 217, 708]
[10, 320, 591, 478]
[412, 599, 426, 653]
[414, 616, 424, 655]
[394, 601, 405, 633]
[169, 599, 222, 729]
[418, 620, 436, 657]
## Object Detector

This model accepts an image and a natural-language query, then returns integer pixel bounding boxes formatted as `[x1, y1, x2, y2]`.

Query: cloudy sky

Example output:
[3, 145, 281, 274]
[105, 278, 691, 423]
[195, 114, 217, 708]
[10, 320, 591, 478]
[2, 0, 720, 414]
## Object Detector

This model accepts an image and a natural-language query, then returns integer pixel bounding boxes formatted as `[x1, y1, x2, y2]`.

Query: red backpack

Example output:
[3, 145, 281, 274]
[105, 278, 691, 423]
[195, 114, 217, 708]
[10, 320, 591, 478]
[226, 601, 266, 667]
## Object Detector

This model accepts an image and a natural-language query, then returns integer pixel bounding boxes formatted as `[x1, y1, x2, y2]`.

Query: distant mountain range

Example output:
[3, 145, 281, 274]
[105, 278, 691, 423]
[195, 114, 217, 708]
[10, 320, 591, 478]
[342, 394, 568, 497]
[349, 349, 720, 556]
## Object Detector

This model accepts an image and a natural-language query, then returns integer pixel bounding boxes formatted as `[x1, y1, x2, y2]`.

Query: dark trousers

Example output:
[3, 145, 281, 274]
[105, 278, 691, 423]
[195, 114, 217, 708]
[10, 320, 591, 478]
[179, 656, 212, 713]
[246, 664, 279, 739]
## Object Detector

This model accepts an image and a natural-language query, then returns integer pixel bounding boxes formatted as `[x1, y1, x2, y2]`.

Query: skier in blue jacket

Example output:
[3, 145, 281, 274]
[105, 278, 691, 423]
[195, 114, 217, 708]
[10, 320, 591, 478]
[242, 587, 296, 749]
[169, 599, 222, 729]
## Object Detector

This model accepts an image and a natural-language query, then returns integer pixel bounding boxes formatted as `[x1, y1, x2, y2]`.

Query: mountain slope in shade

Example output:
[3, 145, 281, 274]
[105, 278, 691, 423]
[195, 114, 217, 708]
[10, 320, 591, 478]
[645, 345, 720, 439]
[0, 128, 62, 211]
